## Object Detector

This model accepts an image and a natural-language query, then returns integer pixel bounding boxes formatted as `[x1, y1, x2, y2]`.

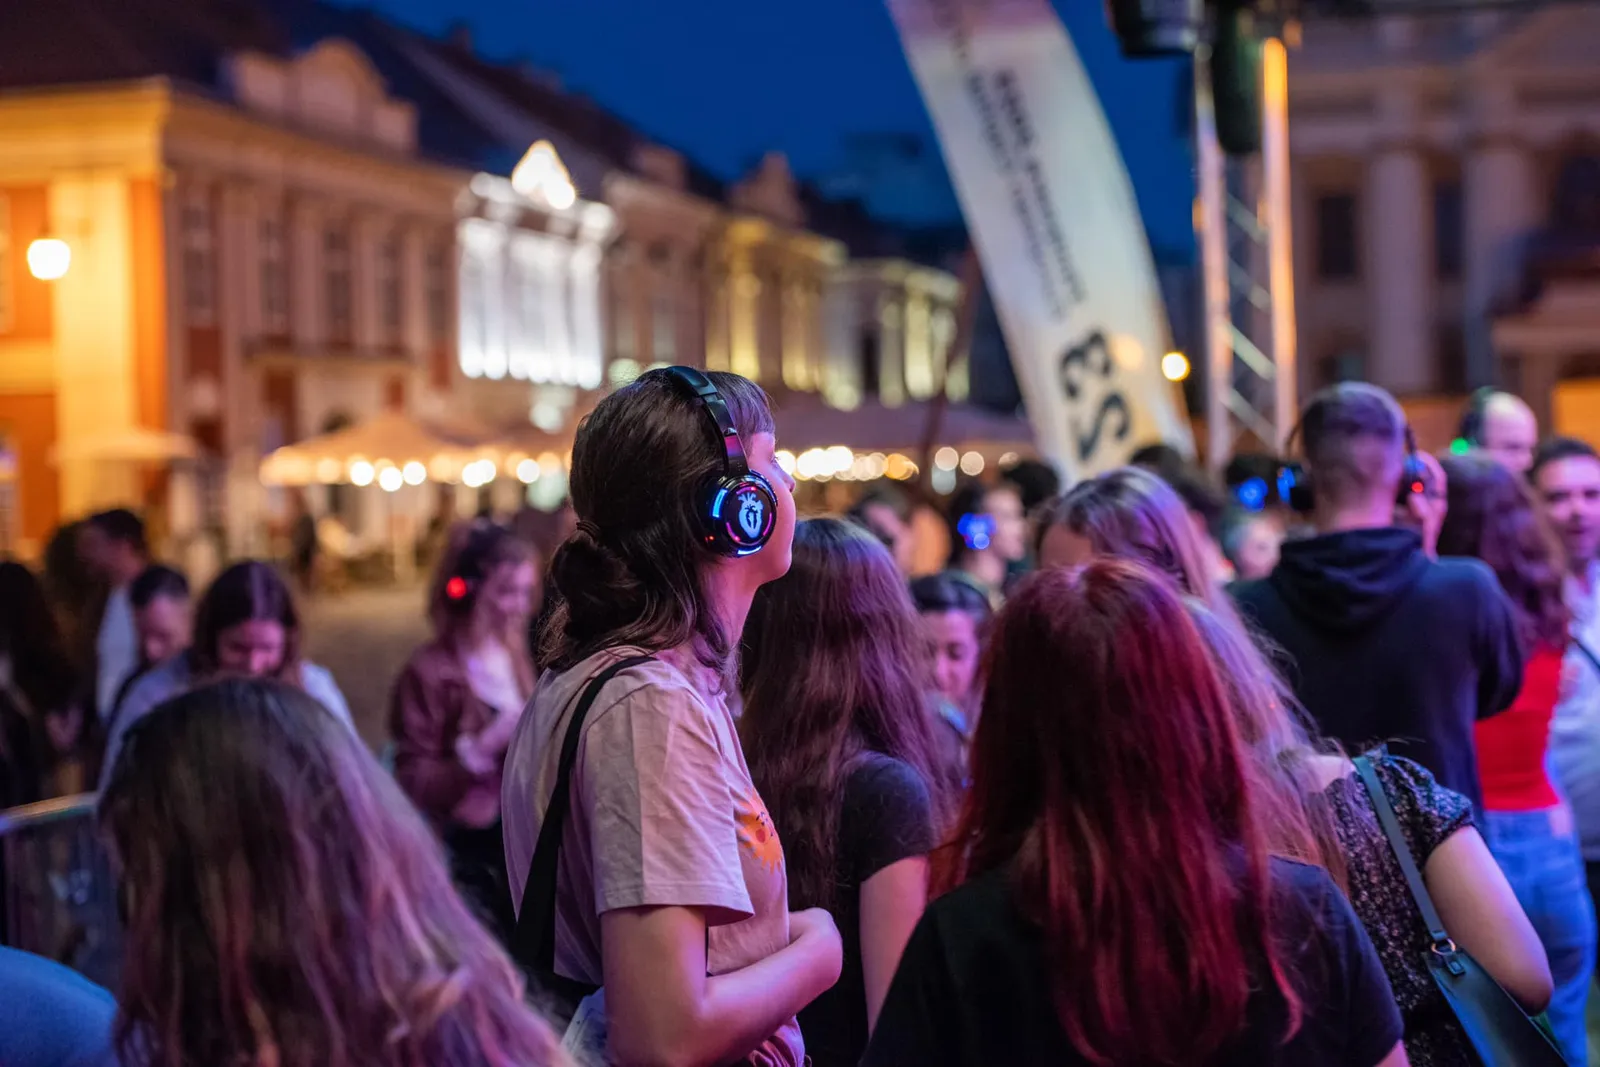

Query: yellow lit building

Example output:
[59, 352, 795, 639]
[0, 31, 467, 560]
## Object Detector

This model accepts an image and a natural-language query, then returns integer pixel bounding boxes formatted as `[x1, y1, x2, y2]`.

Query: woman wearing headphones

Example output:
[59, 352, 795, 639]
[502, 368, 841, 1067]
[390, 520, 540, 943]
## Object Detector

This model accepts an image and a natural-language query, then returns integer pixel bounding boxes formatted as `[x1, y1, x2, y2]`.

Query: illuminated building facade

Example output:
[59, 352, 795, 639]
[0, 9, 467, 559]
[1290, 5, 1600, 436]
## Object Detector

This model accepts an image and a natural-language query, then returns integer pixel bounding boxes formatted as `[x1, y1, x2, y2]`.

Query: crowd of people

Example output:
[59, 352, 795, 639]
[3, 367, 1600, 1067]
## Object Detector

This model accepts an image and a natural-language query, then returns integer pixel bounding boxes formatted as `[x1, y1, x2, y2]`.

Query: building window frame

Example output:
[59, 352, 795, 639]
[323, 221, 353, 344]
[651, 285, 675, 363]
[259, 209, 289, 336]
[1314, 191, 1360, 282]
[425, 242, 450, 346]
[378, 228, 403, 347]
[1433, 180, 1463, 281]
[182, 186, 218, 325]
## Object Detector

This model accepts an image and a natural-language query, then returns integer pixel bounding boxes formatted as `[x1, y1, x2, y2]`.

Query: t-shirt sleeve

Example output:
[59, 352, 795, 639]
[1377, 753, 1474, 860]
[1313, 870, 1405, 1066]
[860, 908, 959, 1067]
[842, 756, 937, 885]
[578, 681, 753, 920]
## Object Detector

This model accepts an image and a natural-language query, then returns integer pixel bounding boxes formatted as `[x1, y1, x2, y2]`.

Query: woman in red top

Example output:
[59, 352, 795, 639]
[1439, 455, 1595, 1065]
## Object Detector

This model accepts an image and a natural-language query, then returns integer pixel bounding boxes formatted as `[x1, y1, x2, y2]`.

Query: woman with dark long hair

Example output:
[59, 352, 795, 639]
[100, 560, 350, 783]
[1439, 454, 1594, 1064]
[99, 678, 569, 1067]
[392, 520, 539, 942]
[502, 368, 840, 1067]
[864, 560, 1409, 1067]
[741, 517, 947, 1067]
[0, 561, 86, 804]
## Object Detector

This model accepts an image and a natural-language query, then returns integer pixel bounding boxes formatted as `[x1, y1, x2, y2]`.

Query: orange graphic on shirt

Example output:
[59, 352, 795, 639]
[735, 795, 784, 872]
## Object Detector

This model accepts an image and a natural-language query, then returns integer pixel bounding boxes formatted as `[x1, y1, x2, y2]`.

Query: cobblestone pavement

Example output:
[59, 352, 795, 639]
[301, 583, 430, 750]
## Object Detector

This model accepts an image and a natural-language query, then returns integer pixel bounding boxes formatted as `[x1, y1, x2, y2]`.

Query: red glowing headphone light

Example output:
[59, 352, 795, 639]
[445, 576, 469, 601]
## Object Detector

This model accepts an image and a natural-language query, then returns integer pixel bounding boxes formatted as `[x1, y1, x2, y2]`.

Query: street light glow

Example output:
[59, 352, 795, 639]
[1161, 350, 1191, 382]
[27, 238, 70, 281]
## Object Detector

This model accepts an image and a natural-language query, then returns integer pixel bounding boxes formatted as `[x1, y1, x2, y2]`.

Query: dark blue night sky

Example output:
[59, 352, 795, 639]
[346, 0, 1196, 257]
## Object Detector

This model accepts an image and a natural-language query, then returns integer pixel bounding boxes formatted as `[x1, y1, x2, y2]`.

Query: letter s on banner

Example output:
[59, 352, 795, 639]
[886, 0, 1193, 480]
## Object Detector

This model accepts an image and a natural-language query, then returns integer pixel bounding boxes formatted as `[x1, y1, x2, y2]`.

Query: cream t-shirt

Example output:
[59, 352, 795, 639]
[502, 646, 802, 1066]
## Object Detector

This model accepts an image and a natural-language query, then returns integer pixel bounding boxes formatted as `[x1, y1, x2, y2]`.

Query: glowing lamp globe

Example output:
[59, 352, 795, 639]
[27, 238, 71, 281]
[1161, 350, 1191, 382]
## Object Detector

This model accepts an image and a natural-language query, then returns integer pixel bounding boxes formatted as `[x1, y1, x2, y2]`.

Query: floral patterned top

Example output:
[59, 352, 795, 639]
[1322, 752, 1476, 1066]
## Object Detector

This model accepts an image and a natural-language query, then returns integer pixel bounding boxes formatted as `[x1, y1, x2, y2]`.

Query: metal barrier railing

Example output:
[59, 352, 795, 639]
[0, 792, 121, 989]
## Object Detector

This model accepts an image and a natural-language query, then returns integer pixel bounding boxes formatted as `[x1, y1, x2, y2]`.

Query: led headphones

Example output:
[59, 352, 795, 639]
[956, 512, 996, 552]
[663, 365, 777, 558]
[1276, 413, 1427, 514]
[1233, 476, 1270, 512]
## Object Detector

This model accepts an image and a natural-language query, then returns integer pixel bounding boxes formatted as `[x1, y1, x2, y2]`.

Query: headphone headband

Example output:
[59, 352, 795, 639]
[663, 366, 749, 479]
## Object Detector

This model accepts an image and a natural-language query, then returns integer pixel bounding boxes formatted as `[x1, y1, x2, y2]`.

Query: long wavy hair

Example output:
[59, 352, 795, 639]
[1184, 598, 1347, 889]
[98, 679, 568, 1067]
[540, 368, 774, 685]
[1036, 466, 1241, 626]
[741, 518, 948, 910]
[1439, 454, 1570, 651]
[945, 560, 1300, 1065]
[190, 561, 303, 682]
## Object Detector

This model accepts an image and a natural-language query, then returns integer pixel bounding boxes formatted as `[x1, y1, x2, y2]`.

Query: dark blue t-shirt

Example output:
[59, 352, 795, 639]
[0, 947, 118, 1067]
[863, 857, 1402, 1067]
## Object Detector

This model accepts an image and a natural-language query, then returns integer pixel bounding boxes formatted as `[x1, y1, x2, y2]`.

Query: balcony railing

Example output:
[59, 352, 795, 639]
[0, 793, 121, 989]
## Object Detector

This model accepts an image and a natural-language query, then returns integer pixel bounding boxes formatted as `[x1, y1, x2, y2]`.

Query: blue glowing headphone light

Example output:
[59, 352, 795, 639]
[1234, 476, 1268, 512]
[957, 512, 996, 552]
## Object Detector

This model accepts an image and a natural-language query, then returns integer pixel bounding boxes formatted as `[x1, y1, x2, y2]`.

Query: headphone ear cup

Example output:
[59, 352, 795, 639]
[700, 473, 778, 557]
[1396, 454, 1428, 506]
[1278, 463, 1314, 514]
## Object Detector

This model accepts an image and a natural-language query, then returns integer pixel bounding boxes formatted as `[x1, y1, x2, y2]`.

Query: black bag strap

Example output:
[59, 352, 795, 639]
[1572, 636, 1600, 681]
[1353, 754, 1452, 948]
[513, 653, 655, 975]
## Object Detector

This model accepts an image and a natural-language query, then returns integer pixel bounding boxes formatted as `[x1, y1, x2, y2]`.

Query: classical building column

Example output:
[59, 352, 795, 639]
[351, 209, 384, 353]
[400, 223, 428, 362]
[1463, 82, 1536, 390]
[570, 242, 605, 389]
[1365, 146, 1433, 395]
[51, 175, 139, 513]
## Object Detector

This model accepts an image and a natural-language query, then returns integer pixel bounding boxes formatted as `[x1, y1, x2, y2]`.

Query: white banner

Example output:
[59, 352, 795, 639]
[887, 0, 1193, 479]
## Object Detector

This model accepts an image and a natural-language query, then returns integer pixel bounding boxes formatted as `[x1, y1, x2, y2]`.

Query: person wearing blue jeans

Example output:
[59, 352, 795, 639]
[1482, 807, 1595, 1064]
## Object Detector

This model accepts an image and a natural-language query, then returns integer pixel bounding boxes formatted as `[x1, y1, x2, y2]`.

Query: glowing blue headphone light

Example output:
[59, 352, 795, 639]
[957, 512, 996, 552]
[1234, 476, 1268, 512]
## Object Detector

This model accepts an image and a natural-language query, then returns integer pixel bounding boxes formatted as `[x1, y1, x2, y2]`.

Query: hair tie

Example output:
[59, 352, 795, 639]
[575, 519, 603, 541]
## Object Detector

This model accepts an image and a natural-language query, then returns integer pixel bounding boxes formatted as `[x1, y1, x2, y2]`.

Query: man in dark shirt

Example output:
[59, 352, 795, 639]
[1232, 382, 1522, 812]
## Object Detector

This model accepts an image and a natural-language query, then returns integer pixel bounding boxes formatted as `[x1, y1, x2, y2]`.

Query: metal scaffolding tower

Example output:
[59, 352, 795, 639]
[1197, 35, 1299, 472]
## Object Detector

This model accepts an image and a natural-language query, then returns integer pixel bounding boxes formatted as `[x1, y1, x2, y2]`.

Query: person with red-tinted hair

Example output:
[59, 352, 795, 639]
[863, 559, 1409, 1067]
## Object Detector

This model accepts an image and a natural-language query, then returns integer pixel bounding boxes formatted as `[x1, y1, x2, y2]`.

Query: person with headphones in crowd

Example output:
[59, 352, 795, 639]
[943, 481, 1026, 609]
[1233, 383, 1524, 812]
[1460, 387, 1540, 477]
[390, 520, 540, 943]
[501, 367, 841, 1066]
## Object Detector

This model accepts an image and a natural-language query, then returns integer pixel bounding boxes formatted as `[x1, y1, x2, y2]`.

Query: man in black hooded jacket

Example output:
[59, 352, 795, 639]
[1233, 382, 1523, 812]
